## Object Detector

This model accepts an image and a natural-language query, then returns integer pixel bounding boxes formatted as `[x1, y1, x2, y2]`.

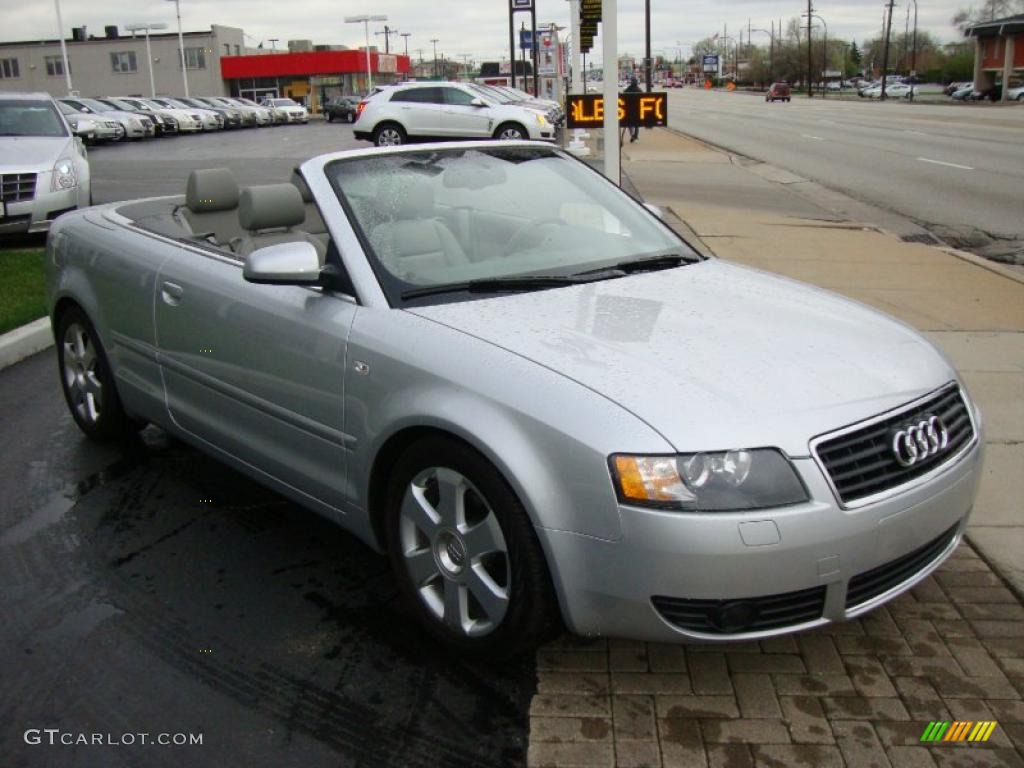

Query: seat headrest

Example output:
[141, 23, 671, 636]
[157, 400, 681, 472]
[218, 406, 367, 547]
[238, 183, 306, 231]
[397, 180, 434, 220]
[290, 170, 314, 203]
[186, 168, 239, 212]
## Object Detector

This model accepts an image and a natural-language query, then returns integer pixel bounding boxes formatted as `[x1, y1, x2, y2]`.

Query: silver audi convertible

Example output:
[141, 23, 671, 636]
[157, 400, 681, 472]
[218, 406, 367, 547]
[46, 142, 983, 656]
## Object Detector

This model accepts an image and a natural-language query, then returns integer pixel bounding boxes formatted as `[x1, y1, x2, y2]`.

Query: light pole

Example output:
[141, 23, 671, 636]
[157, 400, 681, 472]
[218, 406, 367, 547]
[753, 28, 775, 85]
[345, 14, 388, 92]
[164, 0, 189, 96]
[126, 22, 168, 97]
[909, 0, 919, 101]
[457, 54, 472, 81]
[803, 12, 828, 97]
[53, 0, 73, 92]
[430, 38, 439, 78]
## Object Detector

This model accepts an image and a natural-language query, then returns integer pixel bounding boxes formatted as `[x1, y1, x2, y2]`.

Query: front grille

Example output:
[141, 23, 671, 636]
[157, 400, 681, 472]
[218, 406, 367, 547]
[652, 585, 827, 635]
[1, 173, 37, 203]
[815, 385, 973, 505]
[846, 523, 959, 609]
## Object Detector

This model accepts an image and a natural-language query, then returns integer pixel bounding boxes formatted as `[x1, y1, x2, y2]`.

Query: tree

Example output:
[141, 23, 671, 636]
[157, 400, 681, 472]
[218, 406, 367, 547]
[849, 40, 863, 72]
[952, 0, 1024, 33]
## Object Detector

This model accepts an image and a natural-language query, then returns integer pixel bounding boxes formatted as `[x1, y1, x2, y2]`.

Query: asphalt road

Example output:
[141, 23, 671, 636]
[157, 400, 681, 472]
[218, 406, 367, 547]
[0, 124, 533, 768]
[665, 89, 1024, 245]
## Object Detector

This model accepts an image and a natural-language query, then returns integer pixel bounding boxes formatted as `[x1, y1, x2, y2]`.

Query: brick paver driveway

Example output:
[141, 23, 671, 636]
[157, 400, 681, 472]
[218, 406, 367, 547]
[529, 542, 1023, 767]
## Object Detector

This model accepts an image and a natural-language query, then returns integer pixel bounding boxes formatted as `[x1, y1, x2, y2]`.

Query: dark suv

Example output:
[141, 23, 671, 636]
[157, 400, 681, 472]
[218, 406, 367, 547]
[766, 82, 791, 103]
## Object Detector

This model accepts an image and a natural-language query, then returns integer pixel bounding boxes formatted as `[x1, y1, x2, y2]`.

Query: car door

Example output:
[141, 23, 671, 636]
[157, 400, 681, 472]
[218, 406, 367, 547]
[154, 245, 357, 513]
[438, 87, 493, 138]
[387, 87, 442, 138]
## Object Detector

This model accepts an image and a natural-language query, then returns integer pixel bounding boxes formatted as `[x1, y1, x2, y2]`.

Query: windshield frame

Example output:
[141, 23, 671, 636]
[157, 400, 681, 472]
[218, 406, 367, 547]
[324, 145, 700, 308]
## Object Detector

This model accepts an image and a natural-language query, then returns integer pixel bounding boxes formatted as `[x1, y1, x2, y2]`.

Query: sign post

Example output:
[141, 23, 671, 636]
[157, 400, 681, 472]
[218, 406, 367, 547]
[602, 0, 618, 184]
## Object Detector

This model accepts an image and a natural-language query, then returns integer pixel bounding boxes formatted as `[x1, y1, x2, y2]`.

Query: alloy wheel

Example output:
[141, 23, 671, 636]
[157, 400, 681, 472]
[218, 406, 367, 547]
[62, 322, 103, 425]
[398, 467, 511, 637]
[377, 127, 403, 146]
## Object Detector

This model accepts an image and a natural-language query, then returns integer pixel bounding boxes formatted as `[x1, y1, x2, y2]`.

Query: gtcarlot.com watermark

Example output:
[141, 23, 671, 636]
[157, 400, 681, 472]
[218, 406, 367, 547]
[24, 729, 203, 747]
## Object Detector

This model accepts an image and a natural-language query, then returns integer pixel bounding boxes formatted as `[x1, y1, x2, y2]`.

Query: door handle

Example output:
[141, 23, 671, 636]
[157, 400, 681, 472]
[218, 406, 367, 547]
[161, 281, 184, 306]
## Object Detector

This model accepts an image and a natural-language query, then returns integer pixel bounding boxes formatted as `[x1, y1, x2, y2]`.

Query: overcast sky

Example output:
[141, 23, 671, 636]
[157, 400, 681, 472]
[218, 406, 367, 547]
[5, 0, 970, 63]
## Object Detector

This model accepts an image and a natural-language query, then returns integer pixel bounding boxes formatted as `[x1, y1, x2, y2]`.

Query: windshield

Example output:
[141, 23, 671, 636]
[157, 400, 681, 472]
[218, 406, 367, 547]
[236, 98, 258, 106]
[327, 146, 692, 305]
[77, 98, 115, 113]
[165, 98, 196, 109]
[271, 98, 298, 107]
[0, 99, 69, 137]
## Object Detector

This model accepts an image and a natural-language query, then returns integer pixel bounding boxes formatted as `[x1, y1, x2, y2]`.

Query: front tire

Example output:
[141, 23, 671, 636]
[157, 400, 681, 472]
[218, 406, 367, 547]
[56, 306, 140, 442]
[374, 122, 406, 146]
[384, 436, 556, 658]
[494, 122, 527, 141]
[326, 112, 334, 123]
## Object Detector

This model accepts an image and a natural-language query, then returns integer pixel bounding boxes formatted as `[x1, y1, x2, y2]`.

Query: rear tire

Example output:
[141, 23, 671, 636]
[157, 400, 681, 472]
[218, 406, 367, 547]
[56, 306, 142, 442]
[374, 122, 406, 146]
[326, 112, 334, 123]
[384, 436, 557, 659]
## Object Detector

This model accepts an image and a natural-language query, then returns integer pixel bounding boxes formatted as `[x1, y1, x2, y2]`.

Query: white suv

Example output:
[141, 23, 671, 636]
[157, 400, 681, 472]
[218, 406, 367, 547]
[354, 81, 556, 146]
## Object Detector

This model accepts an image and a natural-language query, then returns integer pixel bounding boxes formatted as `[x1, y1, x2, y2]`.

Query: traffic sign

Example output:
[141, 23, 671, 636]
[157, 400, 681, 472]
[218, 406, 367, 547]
[510, 0, 533, 9]
[702, 54, 719, 73]
[520, 30, 534, 50]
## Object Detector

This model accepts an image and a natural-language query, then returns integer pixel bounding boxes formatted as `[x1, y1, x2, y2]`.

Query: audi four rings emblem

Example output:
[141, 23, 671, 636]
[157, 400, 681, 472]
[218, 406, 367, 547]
[892, 415, 950, 467]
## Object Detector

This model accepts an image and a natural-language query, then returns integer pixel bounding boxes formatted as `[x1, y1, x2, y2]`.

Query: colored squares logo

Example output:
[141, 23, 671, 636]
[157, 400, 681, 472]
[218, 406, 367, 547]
[920, 721, 998, 743]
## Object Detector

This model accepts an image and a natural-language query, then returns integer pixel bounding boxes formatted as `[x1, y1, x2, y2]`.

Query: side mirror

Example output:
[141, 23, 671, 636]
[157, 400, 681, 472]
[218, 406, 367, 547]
[243, 241, 322, 285]
[470, 98, 487, 107]
[643, 203, 665, 220]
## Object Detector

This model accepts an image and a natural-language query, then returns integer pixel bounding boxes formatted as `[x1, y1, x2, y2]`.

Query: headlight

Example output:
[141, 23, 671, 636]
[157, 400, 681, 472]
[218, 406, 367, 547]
[535, 113, 548, 125]
[609, 449, 808, 511]
[51, 158, 78, 191]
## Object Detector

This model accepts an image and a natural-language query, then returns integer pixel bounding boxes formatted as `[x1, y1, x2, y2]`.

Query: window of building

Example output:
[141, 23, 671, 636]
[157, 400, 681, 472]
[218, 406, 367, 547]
[110, 51, 137, 73]
[0, 58, 20, 79]
[45, 56, 67, 77]
[184, 47, 207, 69]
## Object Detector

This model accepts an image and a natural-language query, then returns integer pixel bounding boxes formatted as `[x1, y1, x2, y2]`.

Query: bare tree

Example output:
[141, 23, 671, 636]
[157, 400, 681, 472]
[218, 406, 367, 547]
[952, 0, 1024, 33]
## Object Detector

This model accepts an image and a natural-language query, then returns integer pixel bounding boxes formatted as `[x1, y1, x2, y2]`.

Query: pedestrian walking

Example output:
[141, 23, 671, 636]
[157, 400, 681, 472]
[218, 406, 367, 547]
[624, 76, 641, 143]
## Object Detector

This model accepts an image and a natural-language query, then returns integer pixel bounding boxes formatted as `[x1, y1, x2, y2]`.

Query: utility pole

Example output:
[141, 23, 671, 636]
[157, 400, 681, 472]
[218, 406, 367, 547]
[880, 0, 895, 99]
[430, 38, 439, 78]
[401, 32, 410, 56]
[909, 0, 918, 101]
[807, 0, 814, 97]
[644, 0, 652, 91]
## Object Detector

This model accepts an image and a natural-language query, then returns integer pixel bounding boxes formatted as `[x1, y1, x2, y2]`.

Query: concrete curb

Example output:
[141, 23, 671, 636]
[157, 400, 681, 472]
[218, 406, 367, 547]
[661, 126, 1024, 287]
[0, 317, 53, 372]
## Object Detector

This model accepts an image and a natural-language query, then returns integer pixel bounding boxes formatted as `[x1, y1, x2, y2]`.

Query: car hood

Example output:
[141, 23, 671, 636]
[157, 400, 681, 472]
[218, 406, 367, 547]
[407, 260, 955, 455]
[0, 136, 72, 171]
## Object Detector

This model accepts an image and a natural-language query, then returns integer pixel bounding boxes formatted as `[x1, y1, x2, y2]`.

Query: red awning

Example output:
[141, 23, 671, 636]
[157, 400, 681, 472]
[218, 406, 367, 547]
[221, 50, 410, 79]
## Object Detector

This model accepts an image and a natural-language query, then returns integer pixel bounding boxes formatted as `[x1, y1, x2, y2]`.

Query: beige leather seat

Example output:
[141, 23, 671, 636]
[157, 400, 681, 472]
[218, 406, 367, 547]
[290, 170, 327, 238]
[232, 183, 327, 264]
[370, 179, 469, 280]
[180, 168, 242, 247]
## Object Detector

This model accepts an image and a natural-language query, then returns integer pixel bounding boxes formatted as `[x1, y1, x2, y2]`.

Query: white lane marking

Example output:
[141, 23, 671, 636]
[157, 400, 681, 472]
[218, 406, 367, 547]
[801, 134, 825, 141]
[917, 157, 974, 170]
[905, 130, 929, 136]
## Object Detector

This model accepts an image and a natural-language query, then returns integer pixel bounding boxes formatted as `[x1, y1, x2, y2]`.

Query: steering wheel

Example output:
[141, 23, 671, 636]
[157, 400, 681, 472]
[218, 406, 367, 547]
[504, 218, 567, 256]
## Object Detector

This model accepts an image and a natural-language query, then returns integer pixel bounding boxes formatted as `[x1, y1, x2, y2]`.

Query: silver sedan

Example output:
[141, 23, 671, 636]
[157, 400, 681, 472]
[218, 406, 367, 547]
[45, 142, 983, 656]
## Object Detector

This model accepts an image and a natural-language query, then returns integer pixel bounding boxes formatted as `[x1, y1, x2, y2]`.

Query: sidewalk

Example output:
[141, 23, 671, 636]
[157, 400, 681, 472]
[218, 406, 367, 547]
[529, 129, 1024, 768]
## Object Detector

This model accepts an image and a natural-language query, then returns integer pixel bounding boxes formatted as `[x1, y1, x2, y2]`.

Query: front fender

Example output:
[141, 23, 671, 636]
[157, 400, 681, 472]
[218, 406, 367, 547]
[346, 308, 676, 543]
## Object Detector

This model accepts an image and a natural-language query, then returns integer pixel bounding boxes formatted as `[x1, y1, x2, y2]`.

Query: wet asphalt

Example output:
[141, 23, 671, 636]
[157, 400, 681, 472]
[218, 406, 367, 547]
[0, 123, 535, 767]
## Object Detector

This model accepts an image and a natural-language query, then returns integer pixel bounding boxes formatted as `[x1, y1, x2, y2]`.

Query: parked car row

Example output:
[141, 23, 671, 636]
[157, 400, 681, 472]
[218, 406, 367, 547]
[55, 95, 309, 144]
[949, 83, 1022, 102]
[351, 80, 563, 147]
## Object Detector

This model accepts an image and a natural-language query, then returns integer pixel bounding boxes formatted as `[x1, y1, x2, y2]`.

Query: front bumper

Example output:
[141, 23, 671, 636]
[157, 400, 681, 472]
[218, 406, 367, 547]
[1, 184, 81, 235]
[540, 438, 983, 643]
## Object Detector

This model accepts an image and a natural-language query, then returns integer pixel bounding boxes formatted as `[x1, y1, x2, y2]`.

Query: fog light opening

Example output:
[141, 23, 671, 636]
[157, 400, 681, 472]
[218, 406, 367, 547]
[714, 601, 760, 633]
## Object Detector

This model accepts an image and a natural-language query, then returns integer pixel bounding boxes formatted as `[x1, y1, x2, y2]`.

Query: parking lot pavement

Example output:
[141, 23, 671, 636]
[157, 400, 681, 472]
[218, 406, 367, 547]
[0, 349, 533, 766]
[530, 544, 1024, 768]
[87, 121, 365, 203]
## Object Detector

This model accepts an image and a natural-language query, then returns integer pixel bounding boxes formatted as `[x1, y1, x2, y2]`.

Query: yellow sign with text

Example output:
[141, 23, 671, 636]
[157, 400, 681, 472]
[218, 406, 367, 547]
[566, 92, 668, 129]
